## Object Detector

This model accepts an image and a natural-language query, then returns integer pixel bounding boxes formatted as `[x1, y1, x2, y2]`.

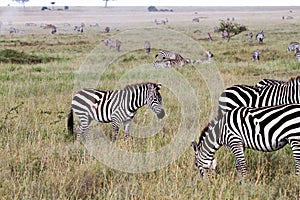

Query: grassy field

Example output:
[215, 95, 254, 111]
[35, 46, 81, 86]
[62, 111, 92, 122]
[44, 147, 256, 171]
[0, 6, 300, 199]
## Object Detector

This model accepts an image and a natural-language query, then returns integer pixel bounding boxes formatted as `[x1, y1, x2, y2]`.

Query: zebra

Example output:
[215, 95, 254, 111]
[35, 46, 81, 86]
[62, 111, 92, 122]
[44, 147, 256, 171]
[74, 25, 83, 33]
[154, 18, 168, 25]
[218, 77, 300, 117]
[155, 50, 184, 60]
[295, 48, 300, 61]
[153, 58, 190, 68]
[108, 39, 121, 52]
[251, 50, 260, 61]
[144, 41, 151, 55]
[287, 42, 299, 52]
[193, 51, 214, 64]
[192, 104, 300, 177]
[103, 37, 111, 46]
[67, 82, 165, 142]
[256, 31, 264, 43]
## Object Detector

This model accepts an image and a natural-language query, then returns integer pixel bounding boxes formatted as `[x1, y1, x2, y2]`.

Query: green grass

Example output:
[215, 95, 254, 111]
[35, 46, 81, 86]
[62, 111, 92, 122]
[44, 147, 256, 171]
[0, 6, 300, 199]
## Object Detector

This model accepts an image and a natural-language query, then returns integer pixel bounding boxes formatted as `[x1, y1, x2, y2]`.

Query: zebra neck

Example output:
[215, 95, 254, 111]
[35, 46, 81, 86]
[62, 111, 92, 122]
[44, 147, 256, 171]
[123, 85, 147, 112]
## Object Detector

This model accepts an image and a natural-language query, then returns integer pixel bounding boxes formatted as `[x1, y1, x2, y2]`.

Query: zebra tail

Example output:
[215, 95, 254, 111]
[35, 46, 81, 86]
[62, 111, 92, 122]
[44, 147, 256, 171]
[67, 108, 74, 135]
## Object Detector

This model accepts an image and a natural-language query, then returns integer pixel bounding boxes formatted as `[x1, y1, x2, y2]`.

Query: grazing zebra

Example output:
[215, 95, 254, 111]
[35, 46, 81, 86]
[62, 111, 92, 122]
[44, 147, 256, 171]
[287, 42, 299, 52]
[155, 50, 184, 60]
[74, 25, 83, 33]
[192, 104, 300, 177]
[103, 37, 111, 46]
[144, 40, 151, 55]
[108, 39, 121, 52]
[295, 48, 300, 61]
[251, 50, 260, 61]
[256, 31, 264, 43]
[248, 32, 253, 39]
[154, 18, 168, 25]
[104, 26, 110, 33]
[153, 58, 190, 68]
[218, 77, 300, 117]
[67, 82, 165, 142]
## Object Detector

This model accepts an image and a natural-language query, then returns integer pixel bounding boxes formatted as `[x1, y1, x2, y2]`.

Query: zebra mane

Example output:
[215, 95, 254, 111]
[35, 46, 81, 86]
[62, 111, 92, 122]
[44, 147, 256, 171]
[123, 82, 154, 90]
[197, 118, 218, 148]
[288, 76, 300, 84]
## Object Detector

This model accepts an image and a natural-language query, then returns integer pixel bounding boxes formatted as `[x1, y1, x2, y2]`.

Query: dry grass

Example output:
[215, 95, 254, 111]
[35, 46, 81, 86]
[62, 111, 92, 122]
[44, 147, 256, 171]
[0, 6, 300, 199]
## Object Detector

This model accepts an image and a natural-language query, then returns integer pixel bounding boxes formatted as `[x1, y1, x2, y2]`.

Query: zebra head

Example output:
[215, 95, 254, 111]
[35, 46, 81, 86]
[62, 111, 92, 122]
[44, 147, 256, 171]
[146, 83, 165, 119]
[191, 141, 217, 178]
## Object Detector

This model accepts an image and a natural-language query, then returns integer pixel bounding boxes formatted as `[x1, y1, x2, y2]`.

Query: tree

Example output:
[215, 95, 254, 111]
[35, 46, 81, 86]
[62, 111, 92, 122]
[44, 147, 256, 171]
[103, 0, 116, 8]
[217, 20, 247, 42]
[12, 0, 29, 8]
[51, 2, 55, 10]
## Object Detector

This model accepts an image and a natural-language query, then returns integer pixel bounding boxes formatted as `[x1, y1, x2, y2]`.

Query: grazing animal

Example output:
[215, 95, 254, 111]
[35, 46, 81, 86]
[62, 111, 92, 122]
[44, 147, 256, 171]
[192, 104, 300, 177]
[287, 42, 300, 52]
[218, 77, 300, 117]
[251, 50, 260, 61]
[256, 31, 264, 43]
[144, 41, 151, 55]
[67, 82, 165, 142]
[248, 32, 253, 39]
[294, 48, 300, 61]
[108, 39, 121, 52]
[154, 18, 168, 25]
[104, 26, 110, 33]
[193, 51, 214, 64]
[74, 25, 83, 33]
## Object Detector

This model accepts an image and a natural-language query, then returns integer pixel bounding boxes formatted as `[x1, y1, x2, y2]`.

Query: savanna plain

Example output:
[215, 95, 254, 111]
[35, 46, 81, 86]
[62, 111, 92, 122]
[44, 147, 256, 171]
[0, 6, 300, 199]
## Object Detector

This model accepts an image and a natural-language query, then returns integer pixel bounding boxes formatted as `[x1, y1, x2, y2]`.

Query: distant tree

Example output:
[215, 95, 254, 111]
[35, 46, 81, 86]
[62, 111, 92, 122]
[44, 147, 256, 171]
[12, 0, 29, 8]
[51, 2, 55, 10]
[103, 0, 116, 8]
[148, 6, 158, 12]
[217, 20, 247, 42]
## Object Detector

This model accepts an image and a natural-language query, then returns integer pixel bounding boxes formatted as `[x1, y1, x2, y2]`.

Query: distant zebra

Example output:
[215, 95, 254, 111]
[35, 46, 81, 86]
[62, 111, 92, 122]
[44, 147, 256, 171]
[155, 50, 184, 60]
[218, 77, 300, 117]
[256, 31, 264, 43]
[193, 51, 214, 64]
[67, 82, 165, 142]
[287, 42, 300, 52]
[154, 18, 168, 25]
[251, 50, 260, 61]
[74, 25, 83, 33]
[192, 104, 300, 177]
[153, 58, 190, 68]
[295, 48, 300, 61]
[108, 39, 121, 52]
[248, 32, 253, 39]
[103, 37, 111, 46]
[144, 40, 151, 55]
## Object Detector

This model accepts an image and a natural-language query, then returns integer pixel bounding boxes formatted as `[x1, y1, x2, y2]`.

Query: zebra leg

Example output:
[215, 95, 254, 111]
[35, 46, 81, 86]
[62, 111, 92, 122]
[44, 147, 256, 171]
[112, 121, 120, 142]
[123, 120, 132, 141]
[289, 139, 300, 175]
[77, 116, 91, 142]
[230, 143, 248, 177]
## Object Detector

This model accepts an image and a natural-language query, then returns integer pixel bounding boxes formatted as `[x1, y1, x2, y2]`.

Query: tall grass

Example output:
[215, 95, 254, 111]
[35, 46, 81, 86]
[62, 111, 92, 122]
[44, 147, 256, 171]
[0, 7, 300, 199]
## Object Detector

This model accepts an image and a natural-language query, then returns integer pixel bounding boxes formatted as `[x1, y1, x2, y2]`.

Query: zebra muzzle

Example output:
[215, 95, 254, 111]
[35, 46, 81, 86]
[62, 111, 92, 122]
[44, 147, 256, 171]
[157, 109, 165, 119]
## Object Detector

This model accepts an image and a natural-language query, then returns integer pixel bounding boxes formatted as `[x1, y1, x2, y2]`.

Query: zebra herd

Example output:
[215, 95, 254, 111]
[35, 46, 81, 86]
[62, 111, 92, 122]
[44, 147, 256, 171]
[192, 77, 300, 177]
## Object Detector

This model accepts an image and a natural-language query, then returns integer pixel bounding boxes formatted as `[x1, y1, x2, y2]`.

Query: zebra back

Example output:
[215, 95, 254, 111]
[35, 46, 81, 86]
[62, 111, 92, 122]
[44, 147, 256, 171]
[155, 50, 184, 60]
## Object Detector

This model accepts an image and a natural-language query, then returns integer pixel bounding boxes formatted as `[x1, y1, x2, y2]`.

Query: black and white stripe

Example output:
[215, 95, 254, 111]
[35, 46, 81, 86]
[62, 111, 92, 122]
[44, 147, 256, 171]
[218, 77, 300, 117]
[255, 78, 285, 87]
[294, 48, 300, 61]
[251, 50, 260, 61]
[287, 42, 299, 52]
[153, 58, 191, 68]
[144, 41, 151, 55]
[256, 31, 264, 43]
[192, 104, 300, 177]
[67, 82, 165, 142]
[155, 50, 184, 60]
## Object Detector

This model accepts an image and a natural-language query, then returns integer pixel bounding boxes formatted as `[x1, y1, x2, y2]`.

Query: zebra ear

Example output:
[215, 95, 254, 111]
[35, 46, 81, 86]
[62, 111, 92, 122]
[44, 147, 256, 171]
[157, 83, 162, 90]
[191, 141, 198, 152]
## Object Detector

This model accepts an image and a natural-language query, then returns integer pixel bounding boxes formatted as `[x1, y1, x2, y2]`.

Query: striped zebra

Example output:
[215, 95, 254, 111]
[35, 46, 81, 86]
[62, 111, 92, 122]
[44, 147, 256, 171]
[155, 50, 184, 60]
[251, 50, 260, 61]
[153, 58, 191, 68]
[108, 39, 121, 52]
[193, 51, 214, 64]
[287, 42, 299, 52]
[256, 31, 264, 43]
[192, 104, 300, 177]
[144, 41, 151, 55]
[218, 77, 300, 117]
[67, 82, 165, 142]
[74, 25, 83, 33]
[294, 48, 300, 61]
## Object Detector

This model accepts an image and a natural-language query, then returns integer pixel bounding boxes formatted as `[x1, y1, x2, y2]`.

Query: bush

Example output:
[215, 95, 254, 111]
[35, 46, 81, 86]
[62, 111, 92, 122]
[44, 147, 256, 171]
[148, 6, 158, 12]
